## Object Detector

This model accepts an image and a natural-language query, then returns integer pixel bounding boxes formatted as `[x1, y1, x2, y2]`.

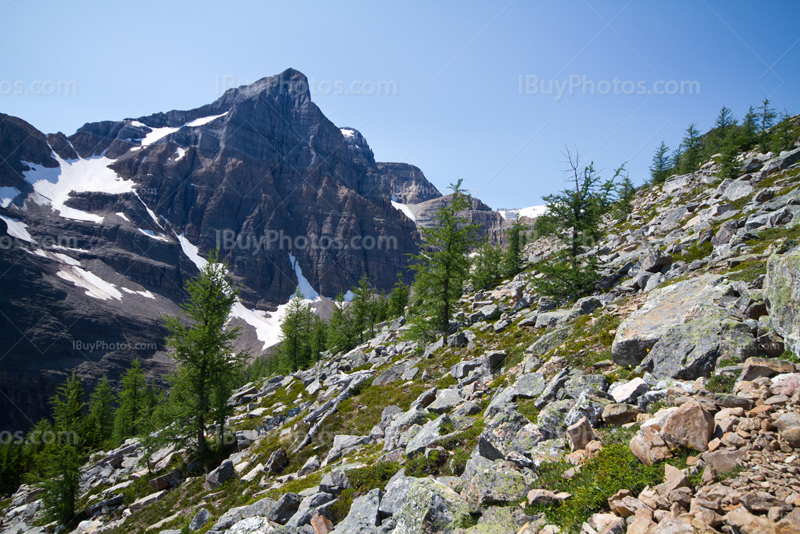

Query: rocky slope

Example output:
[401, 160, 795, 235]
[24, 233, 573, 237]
[5, 141, 800, 533]
[0, 69, 443, 431]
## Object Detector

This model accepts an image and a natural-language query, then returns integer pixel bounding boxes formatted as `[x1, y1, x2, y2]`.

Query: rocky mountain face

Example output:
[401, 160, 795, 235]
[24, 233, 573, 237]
[0, 69, 441, 431]
[409, 193, 514, 244]
[8, 141, 800, 533]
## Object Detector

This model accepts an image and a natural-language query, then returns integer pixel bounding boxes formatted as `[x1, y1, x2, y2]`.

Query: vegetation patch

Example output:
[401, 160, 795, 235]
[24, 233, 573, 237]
[329, 461, 401, 523]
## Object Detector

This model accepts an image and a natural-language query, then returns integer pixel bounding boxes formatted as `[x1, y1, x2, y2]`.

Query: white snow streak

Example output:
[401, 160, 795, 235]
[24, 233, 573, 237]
[56, 266, 122, 301]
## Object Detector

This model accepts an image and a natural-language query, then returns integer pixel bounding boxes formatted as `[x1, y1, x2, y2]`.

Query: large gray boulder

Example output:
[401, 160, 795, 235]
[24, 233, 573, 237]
[765, 246, 800, 354]
[325, 435, 372, 465]
[465, 460, 528, 511]
[612, 274, 729, 367]
[331, 488, 380, 533]
[379, 469, 412, 516]
[392, 478, 472, 534]
[204, 460, 236, 491]
[522, 326, 571, 373]
[537, 398, 576, 440]
[638, 311, 759, 380]
[405, 414, 453, 458]
[427, 389, 463, 414]
[564, 390, 613, 428]
[267, 492, 302, 524]
[514, 373, 547, 399]
[284, 492, 336, 530]
[209, 497, 276, 531]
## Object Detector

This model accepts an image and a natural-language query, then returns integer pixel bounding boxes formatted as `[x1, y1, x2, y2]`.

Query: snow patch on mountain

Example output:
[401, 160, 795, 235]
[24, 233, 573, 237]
[0, 215, 35, 243]
[185, 112, 228, 127]
[498, 205, 548, 220]
[56, 266, 123, 301]
[23, 155, 135, 223]
[391, 201, 416, 222]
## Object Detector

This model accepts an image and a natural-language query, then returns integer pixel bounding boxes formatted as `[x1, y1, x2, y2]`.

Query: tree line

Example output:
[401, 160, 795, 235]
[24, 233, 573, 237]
[649, 100, 799, 184]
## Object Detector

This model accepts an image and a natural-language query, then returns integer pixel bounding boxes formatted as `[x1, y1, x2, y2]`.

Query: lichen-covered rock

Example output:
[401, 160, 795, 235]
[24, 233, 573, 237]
[465, 460, 529, 511]
[564, 390, 613, 428]
[537, 398, 576, 440]
[427, 389, 463, 414]
[514, 373, 547, 399]
[764, 246, 800, 354]
[392, 478, 472, 534]
[205, 460, 236, 491]
[405, 414, 453, 458]
[331, 488, 380, 533]
[612, 274, 727, 367]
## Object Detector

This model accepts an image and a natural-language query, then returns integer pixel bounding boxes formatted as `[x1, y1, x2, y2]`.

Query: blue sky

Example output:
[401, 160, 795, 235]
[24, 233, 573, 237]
[1, 0, 798, 209]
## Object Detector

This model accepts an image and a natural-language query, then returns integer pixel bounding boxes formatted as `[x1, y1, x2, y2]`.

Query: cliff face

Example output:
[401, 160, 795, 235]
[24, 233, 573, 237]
[409, 193, 513, 244]
[0, 69, 428, 430]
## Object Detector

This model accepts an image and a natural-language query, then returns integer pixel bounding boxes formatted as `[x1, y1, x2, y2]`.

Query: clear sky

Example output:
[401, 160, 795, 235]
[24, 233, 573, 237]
[1, 0, 798, 209]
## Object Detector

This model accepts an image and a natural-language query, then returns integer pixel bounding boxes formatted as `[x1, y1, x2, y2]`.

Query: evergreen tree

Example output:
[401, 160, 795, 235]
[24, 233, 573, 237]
[112, 360, 148, 444]
[277, 288, 311, 372]
[717, 135, 741, 179]
[613, 165, 636, 221]
[471, 241, 503, 291]
[703, 106, 738, 160]
[758, 98, 777, 153]
[85, 376, 115, 449]
[350, 275, 374, 343]
[670, 146, 683, 175]
[679, 123, 702, 173]
[309, 315, 328, 363]
[501, 215, 527, 279]
[738, 106, 759, 151]
[40, 373, 84, 526]
[771, 111, 796, 154]
[532, 149, 612, 301]
[409, 180, 481, 338]
[326, 292, 356, 355]
[162, 252, 244, 458]
[649, 141, 671, 184]
[387, 273, 410, 318]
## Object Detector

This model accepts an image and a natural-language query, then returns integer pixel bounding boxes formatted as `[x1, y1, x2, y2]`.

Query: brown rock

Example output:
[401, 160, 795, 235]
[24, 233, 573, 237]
[657, 464, 691, 495]
[701, 448, 746, 483]
[527, 489, 559, 505]
[776, 509, 800, 534]
[630, 426, 673, 465]
[741, 357, 796, 381]
[311, 513, 333, 534]
[724, 507, 777, 534]
[782, 427, 800, 448]
[585, 440, 604, 459]
[627, 508, 655, 534]
[661, 399, 715, 452]
[566, 416, 594, 451]
[602, 403, 641, 426]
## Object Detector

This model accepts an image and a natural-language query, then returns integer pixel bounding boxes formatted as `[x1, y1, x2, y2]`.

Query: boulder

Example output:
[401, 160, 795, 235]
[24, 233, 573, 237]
[149, 469, 183, 491]
[209, 497, 276, 531]
[427, 389, 463, 414]
[205, 460, 236, 491]
[536, 310, 577, 329]
[267, 492, 302, 524]
[265, 449, 289, 473]
[325, 435, 371, 464]
[602, 403, 640, 426]
[189, 509, 210, 531]
[610, 377, 650, 404]
[514, 373, 547, 399]
[537, 398, 576, 440]
[612, 274, 727, 366]
[661, 400, 715, 452]
[523, 326, 571, 372]
[465, 460, 528, 511]
[129, 490, 167, 511]
[574, 296, 602, 315]
[319, 470, 350, 494]
[566, 416, 594, 451]
[392, 478, 471, 534]
[284, 492, 336, 530]
[405, 414, 453, 458]
[226, 517, 274, 534]
[641, 248, 673, 273]
[630, 426, 673, 465]
[741, 357, 796, 382]
[331, 488, 380, 533]
[379, 469, 413, 516]
[564, 390, 613, 428]
[451, 358, 482, 380]
[638, 312, 757, 380]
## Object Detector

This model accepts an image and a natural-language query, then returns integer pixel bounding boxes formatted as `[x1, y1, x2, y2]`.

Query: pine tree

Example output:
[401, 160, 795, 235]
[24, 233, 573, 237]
[718, 135, 741, 179]
[670, 146, 683, 175]
[771, 111, 796, 154]
[387, 273, 409, 318]
[162, 252, 244, 458]
[409, 179, 481, 338]
[703, 106, 738, 161]
[112, 360, 148, 444]
[85, 376, 115, 449]
[758, 98, 777, 153]
[501, 216, 527, 279]
[326, 292, 356, 355]
[471, 241, 503, 291]
[309, 315, 328, 363]
[613, 165, 636, 220]
[649, 141, 671, 184]
[277, 288, 311, 372]
[532, 149, 613, 301]
[351, 275, 373, 343]
[40, 373, 84, 526]
[738, 106, 759, 151]
[680, 123, 702, 173]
